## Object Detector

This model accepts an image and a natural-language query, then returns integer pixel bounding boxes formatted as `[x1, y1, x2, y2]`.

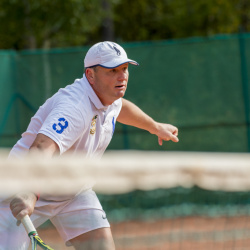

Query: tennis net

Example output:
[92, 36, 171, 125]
[1, 150, 250, 250]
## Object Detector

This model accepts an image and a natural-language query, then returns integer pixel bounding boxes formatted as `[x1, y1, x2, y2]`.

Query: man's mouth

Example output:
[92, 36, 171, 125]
[115, 85, 126, 89]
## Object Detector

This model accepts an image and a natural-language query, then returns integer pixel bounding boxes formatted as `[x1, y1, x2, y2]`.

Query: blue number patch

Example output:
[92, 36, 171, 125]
[52, 117, 68, 134]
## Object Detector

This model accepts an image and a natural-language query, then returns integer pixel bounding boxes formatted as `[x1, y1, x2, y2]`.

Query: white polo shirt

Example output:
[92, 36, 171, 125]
[9, 74, 122, 159]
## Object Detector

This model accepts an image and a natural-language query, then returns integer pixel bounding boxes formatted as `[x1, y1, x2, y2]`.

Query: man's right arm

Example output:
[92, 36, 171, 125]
[10, 133, 59, 223]
[29, 133, 60, 156]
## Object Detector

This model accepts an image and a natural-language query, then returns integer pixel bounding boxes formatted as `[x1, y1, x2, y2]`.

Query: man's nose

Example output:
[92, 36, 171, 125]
[118, 71, 128, 81]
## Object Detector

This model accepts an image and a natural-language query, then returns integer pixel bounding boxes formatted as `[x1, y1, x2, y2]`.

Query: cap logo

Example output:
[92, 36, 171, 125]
[113, 46, 121, 56]
[107, 43, 121, 56]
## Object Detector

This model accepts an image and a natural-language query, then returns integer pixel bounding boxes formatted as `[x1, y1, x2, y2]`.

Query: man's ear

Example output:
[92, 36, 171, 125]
[85, 68, 95, 84]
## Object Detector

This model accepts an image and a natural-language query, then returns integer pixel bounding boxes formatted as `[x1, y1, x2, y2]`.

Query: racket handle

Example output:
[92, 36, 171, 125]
[21, 215, 37, 234]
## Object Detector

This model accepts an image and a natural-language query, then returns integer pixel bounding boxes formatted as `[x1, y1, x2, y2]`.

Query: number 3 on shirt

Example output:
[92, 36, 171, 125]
[52, 117, 68, 134]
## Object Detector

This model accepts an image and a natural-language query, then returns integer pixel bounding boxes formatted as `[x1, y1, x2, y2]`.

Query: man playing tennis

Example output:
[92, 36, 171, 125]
[0, 41, 178, 250]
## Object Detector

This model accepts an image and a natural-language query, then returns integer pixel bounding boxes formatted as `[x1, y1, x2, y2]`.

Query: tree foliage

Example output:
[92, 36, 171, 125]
[113, 0, 242, 41]
[0, 0, 103, 49]
[0, 0, 250, 49]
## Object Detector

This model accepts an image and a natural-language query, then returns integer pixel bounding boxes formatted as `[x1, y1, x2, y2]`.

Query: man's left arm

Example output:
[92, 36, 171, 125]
[117, 98, 179, 146]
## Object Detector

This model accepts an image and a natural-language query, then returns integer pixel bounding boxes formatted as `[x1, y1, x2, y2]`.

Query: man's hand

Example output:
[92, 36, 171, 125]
[9, 192, 37, 225]
[153, 123, 179, 146]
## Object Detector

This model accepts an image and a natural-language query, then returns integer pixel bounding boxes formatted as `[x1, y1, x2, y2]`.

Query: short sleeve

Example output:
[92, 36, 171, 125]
[39, 105, 85, 154]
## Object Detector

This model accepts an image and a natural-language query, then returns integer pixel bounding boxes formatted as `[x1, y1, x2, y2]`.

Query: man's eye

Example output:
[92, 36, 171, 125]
[111, 69, 117, 73]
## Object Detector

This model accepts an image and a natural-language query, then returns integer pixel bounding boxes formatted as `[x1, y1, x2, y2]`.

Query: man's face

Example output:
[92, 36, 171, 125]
[88, 63, 129, 106]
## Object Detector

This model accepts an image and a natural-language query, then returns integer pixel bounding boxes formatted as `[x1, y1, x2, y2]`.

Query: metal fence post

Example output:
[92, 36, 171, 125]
[239, 30, 250, 152]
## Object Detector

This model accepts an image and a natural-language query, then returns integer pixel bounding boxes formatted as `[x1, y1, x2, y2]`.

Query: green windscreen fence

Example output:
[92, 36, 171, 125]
[1, 34, 250, 152]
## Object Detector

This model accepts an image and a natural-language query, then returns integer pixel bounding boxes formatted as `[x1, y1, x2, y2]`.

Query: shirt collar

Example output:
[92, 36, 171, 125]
[82, 74, 108, 111]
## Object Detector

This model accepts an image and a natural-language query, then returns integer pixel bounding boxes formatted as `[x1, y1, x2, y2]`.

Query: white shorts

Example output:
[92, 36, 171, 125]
[0, 189, 110, 250]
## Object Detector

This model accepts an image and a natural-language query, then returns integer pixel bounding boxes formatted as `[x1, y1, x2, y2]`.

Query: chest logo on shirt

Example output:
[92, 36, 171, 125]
[52, 117, 68, 134]
[90, 115, 98, 135]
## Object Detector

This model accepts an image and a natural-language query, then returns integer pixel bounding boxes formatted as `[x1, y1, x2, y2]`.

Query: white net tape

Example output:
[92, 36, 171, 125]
[1, 150, 250, 197]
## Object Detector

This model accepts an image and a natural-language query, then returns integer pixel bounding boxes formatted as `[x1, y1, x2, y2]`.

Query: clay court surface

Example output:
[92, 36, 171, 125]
[31, 216, 250, 250]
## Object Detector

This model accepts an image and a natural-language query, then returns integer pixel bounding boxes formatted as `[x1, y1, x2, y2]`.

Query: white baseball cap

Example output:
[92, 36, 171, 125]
[84, 41, 139, 69]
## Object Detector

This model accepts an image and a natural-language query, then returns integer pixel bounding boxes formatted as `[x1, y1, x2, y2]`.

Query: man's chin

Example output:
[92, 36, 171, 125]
[116, 90, 126, 98]
[119, 93, 126, 99]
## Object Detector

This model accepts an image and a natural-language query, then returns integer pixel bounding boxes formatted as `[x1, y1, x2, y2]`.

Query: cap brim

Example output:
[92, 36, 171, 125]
[100, 58, 139, 68]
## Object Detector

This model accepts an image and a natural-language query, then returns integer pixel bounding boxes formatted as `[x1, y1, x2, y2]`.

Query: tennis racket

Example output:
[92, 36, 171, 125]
[21, 215, 54, 250]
